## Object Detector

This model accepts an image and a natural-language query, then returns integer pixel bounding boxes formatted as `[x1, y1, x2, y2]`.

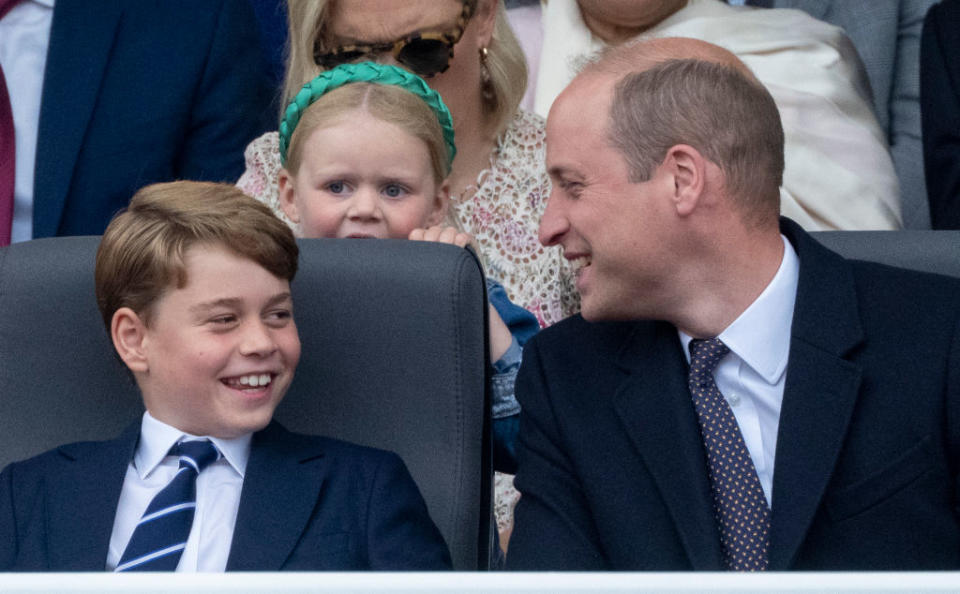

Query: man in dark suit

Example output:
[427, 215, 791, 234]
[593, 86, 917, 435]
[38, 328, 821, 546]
[2, 0, 272, 242]
[506, 37, 960, 570]
[921, 0, 960, 230]
[0, 181, 450, 571]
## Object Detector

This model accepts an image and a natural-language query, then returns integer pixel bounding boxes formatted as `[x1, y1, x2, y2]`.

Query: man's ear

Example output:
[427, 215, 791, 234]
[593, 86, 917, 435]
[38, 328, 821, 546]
[473, 0, 498, 49]
[426, 181, 451, 227]
[663, 144, 707, 217]
[277, 168, 301, 224]
[111, 307, 149, 374]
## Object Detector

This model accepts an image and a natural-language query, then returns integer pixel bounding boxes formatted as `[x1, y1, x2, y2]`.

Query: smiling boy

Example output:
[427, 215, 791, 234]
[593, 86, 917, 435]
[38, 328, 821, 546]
[0, 181, 451, 572]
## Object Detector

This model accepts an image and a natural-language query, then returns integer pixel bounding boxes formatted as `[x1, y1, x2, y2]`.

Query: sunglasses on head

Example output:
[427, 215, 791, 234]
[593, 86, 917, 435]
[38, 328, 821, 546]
[314, 2, 474, 78]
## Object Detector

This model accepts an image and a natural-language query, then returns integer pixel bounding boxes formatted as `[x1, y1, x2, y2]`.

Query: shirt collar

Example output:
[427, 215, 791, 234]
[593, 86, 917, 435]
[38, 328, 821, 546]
[134, 411, 252, 480]
[679, 235, 799, 384]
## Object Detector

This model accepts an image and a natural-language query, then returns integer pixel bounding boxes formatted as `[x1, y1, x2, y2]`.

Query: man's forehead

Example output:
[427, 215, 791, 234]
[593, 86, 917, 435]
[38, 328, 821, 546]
[548, 75, 614, 138]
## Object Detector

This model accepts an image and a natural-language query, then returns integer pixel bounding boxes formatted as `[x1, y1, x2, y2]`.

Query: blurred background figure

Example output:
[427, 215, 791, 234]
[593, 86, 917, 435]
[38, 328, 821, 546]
[746, 0, 936, 230]
[921, 0, 960, 229]
[0, 0, 273, 243]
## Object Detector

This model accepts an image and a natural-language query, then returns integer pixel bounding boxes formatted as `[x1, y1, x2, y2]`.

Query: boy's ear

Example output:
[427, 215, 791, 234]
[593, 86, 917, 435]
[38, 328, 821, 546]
[111, 307, 150, 374]
[426, 181, 450, 227]
[277, 169, 300, 223]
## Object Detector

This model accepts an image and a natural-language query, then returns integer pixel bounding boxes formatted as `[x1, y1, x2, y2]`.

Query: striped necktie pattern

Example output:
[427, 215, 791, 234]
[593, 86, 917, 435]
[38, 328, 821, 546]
[115, 439, 220, 572]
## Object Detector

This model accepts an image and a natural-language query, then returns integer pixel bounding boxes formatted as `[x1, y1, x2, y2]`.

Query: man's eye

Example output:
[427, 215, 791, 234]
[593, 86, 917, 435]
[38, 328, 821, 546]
[382, 183, 407, 198]
[561, 180, 583, 197]
[210, 315, 237, 325]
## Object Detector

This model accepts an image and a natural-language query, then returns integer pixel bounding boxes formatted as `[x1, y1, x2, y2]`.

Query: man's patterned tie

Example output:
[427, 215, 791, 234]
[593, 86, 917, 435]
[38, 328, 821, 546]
[115, 440, 220, 572]
[688, 338, 770, 571]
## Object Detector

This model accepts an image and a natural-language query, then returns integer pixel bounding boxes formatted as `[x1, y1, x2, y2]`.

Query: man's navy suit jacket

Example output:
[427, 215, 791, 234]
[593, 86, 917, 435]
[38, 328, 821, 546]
[507, 219, 960, 570]
[32, 0, 272, 238]
[0, 421, 452, 571]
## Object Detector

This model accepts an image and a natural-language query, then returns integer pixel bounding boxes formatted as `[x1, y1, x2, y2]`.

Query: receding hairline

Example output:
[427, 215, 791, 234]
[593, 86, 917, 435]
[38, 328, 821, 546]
[580, 36, 760, 84]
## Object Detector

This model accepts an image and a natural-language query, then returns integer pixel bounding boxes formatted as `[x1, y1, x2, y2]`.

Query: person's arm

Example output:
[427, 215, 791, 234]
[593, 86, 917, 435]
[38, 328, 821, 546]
[364, 452, 452, 569]
[175, 0, 273, 183]
[921, 1, 960, 229]
[487, 279, 540, 473]
[506, 336, 608, 570]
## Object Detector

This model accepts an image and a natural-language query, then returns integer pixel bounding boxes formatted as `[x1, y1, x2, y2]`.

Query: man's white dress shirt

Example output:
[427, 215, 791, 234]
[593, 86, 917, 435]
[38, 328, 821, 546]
[106, 412, 251, 572]
[679, 235, 799, 507]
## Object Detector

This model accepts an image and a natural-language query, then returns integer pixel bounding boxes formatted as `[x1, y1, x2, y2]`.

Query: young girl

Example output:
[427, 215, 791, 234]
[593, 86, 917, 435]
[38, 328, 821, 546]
[272, 63, 538, 534]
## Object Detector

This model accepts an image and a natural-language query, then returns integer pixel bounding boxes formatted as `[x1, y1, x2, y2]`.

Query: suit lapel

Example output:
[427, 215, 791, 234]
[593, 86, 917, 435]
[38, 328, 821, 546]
[33, 0, 122, 238]
[45, 422, 138, 571]
[227, 423, 326, 571]
[612, 322, 723, 570]
[768, 221, 864, 569]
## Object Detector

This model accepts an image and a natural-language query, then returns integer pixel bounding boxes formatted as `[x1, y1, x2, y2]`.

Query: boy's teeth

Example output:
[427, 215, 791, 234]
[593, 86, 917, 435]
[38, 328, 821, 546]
[234, 374, 271, 387]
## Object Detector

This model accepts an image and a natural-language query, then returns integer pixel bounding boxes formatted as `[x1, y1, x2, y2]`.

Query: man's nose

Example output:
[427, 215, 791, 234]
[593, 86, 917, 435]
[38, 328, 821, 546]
[538, 187, 569, 247]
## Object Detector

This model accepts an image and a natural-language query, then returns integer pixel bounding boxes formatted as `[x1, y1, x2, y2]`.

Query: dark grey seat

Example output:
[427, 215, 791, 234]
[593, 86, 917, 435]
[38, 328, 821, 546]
[812, 230, 960, 278]
[0, 236, 491, 570]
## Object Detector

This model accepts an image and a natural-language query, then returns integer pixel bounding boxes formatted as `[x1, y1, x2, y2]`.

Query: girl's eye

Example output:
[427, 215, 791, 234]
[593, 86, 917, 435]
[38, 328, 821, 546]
[326, 180, 347, 194]
[382, 183, 407, 198]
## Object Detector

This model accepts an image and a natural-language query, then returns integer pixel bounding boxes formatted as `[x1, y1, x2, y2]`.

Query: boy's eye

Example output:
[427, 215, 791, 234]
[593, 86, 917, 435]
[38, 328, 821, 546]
[382, 183, 408, 199]
[265, 309, 293, 326]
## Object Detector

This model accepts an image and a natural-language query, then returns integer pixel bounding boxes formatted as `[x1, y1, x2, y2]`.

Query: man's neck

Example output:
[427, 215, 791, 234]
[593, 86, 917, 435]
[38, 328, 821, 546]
[672, 229, 786, 339]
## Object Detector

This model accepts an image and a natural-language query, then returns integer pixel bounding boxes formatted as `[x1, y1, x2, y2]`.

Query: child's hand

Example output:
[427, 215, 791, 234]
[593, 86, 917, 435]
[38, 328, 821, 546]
[409, 226, 476, 250]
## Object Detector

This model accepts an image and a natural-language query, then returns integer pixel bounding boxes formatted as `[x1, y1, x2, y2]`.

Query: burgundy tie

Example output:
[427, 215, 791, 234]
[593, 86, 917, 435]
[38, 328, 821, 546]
[0, 0, 24, 246]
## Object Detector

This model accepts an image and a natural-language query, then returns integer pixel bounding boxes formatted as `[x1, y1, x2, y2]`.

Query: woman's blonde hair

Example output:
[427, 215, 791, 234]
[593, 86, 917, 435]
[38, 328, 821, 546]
[284, 82, 451, 184]
[284, 0, 526, 138]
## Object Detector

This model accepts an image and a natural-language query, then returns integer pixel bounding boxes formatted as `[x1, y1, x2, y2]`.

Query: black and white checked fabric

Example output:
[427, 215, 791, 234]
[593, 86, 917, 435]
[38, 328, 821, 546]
[115, 440, 220, 572]
[688, 338, 770, 571]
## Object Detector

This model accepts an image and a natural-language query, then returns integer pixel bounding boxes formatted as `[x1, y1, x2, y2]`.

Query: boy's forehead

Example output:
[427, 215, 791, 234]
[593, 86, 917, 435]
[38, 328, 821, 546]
[159, 244, 292, 307]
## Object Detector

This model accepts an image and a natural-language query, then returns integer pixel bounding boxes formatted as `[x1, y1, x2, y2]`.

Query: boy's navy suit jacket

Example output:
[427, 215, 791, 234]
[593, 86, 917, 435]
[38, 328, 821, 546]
[0, 421, 452, 571]
[507, 218, 960, 570]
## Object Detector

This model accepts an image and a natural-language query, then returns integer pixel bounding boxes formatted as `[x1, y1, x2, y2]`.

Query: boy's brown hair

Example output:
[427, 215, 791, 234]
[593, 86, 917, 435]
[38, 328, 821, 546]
[95, 181, 299, 328]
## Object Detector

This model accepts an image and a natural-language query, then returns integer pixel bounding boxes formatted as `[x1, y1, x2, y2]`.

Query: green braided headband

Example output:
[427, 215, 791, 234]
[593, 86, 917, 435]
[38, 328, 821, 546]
[278, 62, 456, 168]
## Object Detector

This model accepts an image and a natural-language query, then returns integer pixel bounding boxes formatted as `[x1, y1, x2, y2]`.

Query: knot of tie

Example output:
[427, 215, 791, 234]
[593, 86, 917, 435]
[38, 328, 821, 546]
[688, 338, 730, 388]
[170, 440, 220, 474]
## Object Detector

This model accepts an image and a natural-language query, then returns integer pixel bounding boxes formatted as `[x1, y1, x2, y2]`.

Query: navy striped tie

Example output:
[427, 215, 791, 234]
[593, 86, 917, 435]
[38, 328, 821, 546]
[115, 440, 220, 572]
[688, 338, 770, 571]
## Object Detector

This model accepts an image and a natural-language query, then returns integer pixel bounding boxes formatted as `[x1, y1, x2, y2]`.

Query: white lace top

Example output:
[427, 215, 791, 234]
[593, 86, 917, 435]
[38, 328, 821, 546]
[237, 109, 581, 533]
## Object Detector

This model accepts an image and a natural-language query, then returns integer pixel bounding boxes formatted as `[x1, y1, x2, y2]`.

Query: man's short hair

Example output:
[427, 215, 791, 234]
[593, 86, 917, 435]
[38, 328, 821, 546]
[95, 181, 299, 329]
[607, 58, 784, 225]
